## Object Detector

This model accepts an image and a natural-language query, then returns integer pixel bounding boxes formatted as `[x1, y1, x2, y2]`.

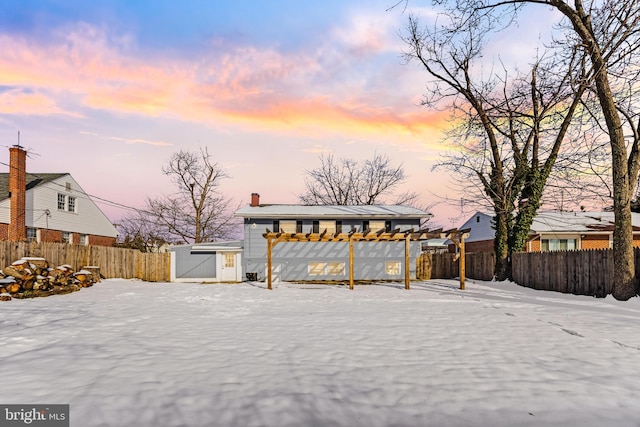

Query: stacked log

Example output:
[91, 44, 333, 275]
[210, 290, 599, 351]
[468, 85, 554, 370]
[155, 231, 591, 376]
[0, 258, 100, 301]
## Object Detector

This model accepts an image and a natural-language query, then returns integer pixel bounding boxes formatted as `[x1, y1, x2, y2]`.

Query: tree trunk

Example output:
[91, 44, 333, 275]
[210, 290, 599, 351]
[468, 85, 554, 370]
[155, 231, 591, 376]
[493, 209, 509, 280]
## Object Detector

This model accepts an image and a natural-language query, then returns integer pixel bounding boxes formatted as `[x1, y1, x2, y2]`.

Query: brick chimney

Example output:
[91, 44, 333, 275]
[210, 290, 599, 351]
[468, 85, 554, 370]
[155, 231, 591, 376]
[250, 193, 260, 207]
[8, 145, 27, 241]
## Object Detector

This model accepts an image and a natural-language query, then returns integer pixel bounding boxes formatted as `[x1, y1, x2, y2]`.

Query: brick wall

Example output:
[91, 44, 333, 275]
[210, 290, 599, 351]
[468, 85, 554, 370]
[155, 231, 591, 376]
[581, 235, 610, 250]
[88, 235, 116, 246]
[0, 223, 7, 240]
[8, 146, 26, 241]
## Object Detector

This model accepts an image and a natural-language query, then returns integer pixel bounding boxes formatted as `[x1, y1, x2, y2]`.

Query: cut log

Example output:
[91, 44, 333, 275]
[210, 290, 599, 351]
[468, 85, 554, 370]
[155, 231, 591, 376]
[82, 266, 102, 283]
[6, 283, 21, 294]
[3, 266, 34, 282]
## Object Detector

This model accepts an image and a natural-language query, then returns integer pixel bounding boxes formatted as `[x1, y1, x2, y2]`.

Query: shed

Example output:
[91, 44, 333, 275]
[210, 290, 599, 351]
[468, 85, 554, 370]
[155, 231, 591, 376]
[168, 241, 243, 283]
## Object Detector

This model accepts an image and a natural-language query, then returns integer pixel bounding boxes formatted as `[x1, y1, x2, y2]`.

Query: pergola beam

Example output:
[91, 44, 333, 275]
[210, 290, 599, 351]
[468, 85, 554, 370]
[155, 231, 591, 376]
[262, 227, 470, 290]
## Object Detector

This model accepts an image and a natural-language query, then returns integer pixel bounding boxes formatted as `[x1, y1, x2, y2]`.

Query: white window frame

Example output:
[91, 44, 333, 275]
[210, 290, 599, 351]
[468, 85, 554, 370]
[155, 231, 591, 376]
[26, 227, 38, 242]
[80, 234, 88, 245]
[62, 232, 71, 244]
[67, 196, 76, 213]
[57, 194, 66, 210]
[224, 253, 235, 268]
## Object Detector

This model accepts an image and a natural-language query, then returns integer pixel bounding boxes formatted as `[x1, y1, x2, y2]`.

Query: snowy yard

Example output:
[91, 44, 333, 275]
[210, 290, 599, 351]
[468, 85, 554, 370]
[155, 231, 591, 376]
[1, 279, 640, 427]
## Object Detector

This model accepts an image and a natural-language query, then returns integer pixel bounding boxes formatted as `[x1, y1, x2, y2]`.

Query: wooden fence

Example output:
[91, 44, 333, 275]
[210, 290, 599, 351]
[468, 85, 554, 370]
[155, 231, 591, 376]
[0, 241, 171, 282]
[417, 252, 495, 281]
[512, 249, 616, 297]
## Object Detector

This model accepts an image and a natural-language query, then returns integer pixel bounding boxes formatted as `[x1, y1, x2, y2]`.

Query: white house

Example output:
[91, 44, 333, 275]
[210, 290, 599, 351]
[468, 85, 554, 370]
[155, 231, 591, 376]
[0, 145, 118, 245]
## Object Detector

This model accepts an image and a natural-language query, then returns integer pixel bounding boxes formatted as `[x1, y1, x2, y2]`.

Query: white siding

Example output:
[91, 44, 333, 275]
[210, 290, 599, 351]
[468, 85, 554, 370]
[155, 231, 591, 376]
[16, 175, 118, 237]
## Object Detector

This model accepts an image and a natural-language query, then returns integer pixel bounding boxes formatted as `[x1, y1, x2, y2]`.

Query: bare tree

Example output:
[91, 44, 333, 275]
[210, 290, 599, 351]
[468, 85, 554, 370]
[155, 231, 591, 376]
[403, 10, 588, 279]
[144, 148, 239, 244]
[115, 212, 171, 252]
[423, 0, 640, 299]
[298, 153, 420, 206]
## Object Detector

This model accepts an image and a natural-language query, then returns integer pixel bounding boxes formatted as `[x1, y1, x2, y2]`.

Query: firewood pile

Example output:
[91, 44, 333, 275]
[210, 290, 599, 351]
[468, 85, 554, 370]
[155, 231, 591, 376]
[0, 257, 101, 301]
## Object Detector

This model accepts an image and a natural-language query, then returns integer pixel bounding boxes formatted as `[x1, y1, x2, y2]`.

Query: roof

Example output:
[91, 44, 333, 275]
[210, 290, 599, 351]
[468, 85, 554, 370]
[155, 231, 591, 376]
[457, 211, 496, 243]
[530, 211, 640, 233]
[234, 204, 432, 219]
[0, 173, 68, 201]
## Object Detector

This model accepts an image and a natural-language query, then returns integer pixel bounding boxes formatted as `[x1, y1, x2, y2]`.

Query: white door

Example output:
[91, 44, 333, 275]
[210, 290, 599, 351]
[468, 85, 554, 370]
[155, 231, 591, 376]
[221, 252, 238, 281]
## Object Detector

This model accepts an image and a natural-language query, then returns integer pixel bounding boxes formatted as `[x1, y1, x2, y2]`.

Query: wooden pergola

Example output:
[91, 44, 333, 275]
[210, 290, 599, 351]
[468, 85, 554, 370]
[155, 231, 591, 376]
[263, 228, 470, 291]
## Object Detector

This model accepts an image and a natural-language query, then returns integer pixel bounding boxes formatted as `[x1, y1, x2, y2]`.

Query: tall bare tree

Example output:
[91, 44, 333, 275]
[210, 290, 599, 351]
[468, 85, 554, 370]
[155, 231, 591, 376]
[403, 10, 589, 279]
[144, 148, 238, 244]
[298, 153, 420, 206]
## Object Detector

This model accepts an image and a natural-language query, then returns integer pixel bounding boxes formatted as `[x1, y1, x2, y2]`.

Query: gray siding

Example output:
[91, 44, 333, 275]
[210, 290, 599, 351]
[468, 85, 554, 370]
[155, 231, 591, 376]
[243, 218, 422, 281]
[172, 246, 217, 279]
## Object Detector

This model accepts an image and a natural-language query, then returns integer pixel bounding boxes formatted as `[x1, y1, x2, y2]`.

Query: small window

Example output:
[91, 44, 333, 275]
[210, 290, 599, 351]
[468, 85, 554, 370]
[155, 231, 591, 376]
[369, 220, 385, 232]
[224, 253, 235, 268]
[57, 194, 66, 210]
[67, 196, 76, 213]
[312, 221, 319, 233]
[386, 261, 401, 275]
[336, 221, 342, 233]
[80, 234, 88, 245]
[62, 232, 71, 244]
[319, 220, 336, 234]
[308, 262, 325, 276]
[65, 182, 72, 191]
[296, 221, 303, 233]
[327, 262, 345, 276]
[26, 227, 37, 242]
[362, 220, 369, 231]
[385, 221, 392, 232]
[272, 220, 280, 232]
[280, 220, 297, 233]
[476, 216, 480, 223]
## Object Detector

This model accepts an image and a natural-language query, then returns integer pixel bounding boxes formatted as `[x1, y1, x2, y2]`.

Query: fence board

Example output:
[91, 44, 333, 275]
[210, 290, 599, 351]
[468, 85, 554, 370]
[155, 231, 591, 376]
[512, 248, 640, 297]
[0, 241, 170, 282]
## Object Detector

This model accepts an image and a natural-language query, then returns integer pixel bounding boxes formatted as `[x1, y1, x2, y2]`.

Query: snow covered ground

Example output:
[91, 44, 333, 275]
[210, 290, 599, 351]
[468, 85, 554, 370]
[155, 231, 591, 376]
[1, 279, 640, 427]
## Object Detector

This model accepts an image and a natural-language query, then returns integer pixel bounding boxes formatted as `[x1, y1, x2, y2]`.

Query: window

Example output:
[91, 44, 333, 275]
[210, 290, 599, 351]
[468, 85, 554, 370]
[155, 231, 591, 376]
[65, 182, 72, 191]
[296, 221, 303, 233]
[312, 221, 319, 233]
[308, 262, 325, 276]
[62, 232, 71, 244]
[57, 194, 66, 210]
[327, 262, 345, 276]
[541, 239, 577, 252]
[362, 220, 369, 231]
[224, 253, 235, 268]
[336, 221, 342, 233]
[80, 234, 88, 245]
[386, 261, 401, 275]
[26, 227, 37, 242]
[385, 221, 392, 232]
[319, 220, 336, 234]
[280, 220, 297, 233]
[308, 262, 346, 276]
[67, 196, 76, 213]
[369, 220, 386, 232]
[272, 220, 280, 232]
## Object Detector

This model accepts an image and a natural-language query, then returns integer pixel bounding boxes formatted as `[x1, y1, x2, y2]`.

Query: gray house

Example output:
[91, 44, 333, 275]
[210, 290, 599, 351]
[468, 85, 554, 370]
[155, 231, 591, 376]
[234, 193, 432, 282]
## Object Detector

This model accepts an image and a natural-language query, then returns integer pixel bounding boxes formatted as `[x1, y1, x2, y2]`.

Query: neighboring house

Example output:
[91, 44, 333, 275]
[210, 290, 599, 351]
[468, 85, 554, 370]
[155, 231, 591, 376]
[0, 145, 118, 246]
[234, 193, 432, 282]
[168, 241, 243, 283]
[454, 210, 640, 253]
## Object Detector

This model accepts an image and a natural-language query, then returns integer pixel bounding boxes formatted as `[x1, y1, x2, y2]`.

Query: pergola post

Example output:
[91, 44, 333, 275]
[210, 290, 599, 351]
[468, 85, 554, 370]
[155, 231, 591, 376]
[404, 235, 410, 290]
[267, 237, 273, 290]
[349, 236, 355, 290]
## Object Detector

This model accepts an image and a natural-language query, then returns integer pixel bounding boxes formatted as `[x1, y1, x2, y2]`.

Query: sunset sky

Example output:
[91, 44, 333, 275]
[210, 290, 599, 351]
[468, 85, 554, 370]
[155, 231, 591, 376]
[0, 1, 560, 229]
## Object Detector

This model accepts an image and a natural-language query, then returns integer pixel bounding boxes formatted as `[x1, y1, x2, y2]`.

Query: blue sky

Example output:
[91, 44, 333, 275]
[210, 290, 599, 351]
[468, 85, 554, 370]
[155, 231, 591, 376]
[0, 0, 563, 228]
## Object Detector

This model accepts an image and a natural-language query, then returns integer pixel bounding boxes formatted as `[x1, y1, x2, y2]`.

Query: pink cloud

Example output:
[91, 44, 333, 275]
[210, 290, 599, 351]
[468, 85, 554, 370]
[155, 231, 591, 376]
[0, 23, 451, 145]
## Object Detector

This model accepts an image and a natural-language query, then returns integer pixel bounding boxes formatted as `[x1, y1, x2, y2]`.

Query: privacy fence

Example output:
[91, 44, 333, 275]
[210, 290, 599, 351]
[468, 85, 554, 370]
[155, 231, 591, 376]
[0, 241, 170, 282]
[417, 252, 495, 281]
[512, 249, 618, 297]
[421, 248, 627, 297]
